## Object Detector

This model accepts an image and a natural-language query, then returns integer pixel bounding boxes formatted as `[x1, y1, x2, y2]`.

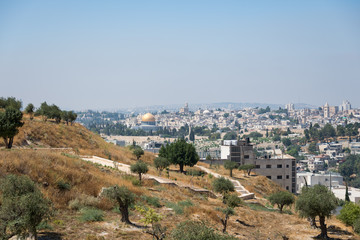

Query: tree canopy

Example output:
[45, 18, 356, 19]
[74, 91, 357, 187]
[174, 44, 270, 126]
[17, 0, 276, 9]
[130, 161, 149, 183]
[223, 161, 238, 177]
[158, 139, 199, 173]
[268, 191, 295, 213]
[0, 107, 24, 149]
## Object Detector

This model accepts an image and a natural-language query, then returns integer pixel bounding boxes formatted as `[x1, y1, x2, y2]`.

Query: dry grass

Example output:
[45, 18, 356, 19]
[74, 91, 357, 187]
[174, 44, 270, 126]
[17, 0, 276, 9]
[0, 119, 358, 239]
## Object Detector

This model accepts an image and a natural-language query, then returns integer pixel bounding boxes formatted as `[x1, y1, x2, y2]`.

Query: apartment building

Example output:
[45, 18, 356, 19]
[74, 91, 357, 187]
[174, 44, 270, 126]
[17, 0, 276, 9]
[221, 140, 296, 193]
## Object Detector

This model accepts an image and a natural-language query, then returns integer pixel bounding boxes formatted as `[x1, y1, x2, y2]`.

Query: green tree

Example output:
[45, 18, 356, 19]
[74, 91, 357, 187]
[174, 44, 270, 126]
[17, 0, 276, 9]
[337, 202, 360, 227]
[217, 193, 242, 233]
[101, 185, 135, 224]
[153, 157, 170, 176]
[223, 131, 237, 140]
[133, 147, 144, 160]
[24, 103, 35, 120]
[345, 182, 350, 202]
[238, 164, 256, 176]
[282, 138, 292, 147]
[135, 206, 166, 240]
[0, 175, 51, 240]
[308, 142, 318, 154]
[0, 107, 24, 149]
[171, 220, 236, 240]
[68, 111, 77, 125]
[296, 185, 338, 239]
[268, 191, 295, 213]
[212, 177, 235, 202]
[158, 139, 199, 173]
[130, 161, 149, 183]
[223, 113, 229, 118]
[189, 129, 195, 142]
[223, 161, 238, 177]
[0, 97, 22, 110]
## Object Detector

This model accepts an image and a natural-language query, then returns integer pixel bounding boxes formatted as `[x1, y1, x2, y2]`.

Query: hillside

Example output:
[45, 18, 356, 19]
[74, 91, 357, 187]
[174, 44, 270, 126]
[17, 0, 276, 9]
[0, 118, 358, 239]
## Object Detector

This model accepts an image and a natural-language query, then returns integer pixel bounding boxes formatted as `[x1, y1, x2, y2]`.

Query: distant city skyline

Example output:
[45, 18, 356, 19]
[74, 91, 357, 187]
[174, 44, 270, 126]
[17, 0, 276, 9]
[1, 1, 359, 110]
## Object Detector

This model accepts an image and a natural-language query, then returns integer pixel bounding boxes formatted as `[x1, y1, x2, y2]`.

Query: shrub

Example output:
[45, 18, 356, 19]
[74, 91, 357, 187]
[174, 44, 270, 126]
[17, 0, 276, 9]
[178, 199, 193, 207]
[186, 168, 205, 177]
[0, 174, 52, 239]
[171, 220, 236, 240]
[68, 195, 100, 210]
[338, 202, 360, 227]
[141, 195, 161, 208]
[353, 217, 360, 234]
[56, 180, 71, 191]
[80, 208, 104, 222]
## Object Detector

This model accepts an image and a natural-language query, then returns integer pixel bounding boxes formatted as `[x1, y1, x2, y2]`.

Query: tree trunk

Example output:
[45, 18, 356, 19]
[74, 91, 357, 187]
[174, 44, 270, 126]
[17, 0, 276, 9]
[230, 169, 233, 177]
[120, 205, 132, 224]
[139, 173, 142, 183]
[8, 137, 13, 149]
[222, 214, 229, 233]
[319, 216, 328, 239]
[179, 164, 184, 173]
[279, 205, 283, 213]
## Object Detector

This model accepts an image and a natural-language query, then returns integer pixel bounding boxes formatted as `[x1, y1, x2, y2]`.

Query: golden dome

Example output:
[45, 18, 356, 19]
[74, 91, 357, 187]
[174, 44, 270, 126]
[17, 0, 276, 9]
[142, 113, 155, 122]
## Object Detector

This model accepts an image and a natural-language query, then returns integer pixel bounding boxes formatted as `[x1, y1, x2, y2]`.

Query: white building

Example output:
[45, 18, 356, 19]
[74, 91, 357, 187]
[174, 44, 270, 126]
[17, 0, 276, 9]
[296, 172, 343, 193]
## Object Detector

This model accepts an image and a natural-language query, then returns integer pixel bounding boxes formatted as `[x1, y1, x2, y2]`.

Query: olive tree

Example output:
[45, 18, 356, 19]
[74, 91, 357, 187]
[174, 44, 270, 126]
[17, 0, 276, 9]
[130, 161, 148, 183]
[133, 147, 144, 160]
[223, 160, 237, 177]
[24, 103, 35, 120]
[101, 185, 135, 224]
[217, 193, 242, 233]
[153, 157, 170, 176]
[268, 191, 295, 213]
[0, 175, 51, 240]
[296, 185, 338, 239]
[0, 107, 24, 149]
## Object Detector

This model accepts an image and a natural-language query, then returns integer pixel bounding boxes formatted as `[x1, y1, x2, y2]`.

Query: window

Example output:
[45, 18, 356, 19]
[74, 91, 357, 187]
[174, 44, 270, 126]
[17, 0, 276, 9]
[286, 165, 289, 168]
[286, 175, 289, 179]
[266, 165, 271, 168]
[277, 164, 282, 168]
[266, 176, 272, 179]
[286, 186, 289, 190]
[277, 175, 282, 179]
[244, 155, 249, 159]
[255, 165, 260, 169]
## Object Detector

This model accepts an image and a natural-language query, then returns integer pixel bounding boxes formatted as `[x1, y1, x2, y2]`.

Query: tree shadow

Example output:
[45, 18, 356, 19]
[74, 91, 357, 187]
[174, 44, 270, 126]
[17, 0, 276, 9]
[38, 232, 63, 240]
[311, 225, 353, 240]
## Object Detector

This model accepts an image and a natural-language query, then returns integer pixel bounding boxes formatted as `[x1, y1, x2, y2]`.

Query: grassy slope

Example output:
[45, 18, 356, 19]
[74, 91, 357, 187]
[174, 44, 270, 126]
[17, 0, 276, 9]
[0, 117, 357, 239]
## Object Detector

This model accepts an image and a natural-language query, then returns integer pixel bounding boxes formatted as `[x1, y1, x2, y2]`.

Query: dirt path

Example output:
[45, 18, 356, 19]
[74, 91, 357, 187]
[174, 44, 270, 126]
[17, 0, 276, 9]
[81, 156, 216, 197]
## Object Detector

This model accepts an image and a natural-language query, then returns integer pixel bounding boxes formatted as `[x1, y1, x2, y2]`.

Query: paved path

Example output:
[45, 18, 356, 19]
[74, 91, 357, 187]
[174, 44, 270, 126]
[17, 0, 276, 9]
[196, 165, 255, 200]
[81, 156, 216, 197]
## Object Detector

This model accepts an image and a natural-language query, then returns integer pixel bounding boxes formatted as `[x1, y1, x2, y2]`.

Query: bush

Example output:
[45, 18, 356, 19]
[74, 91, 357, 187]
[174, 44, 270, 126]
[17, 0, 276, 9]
[68, 195, 100, 210]
[354, 217, 360, 234]
[171, 220, 236, 240]
[56, 180, 71, 191]
[178, 199, 193, 207]
[338, 202, 360, 227]
[186, 168, 205, 177]
[80, 208, 104, 222]
[141, 195, 161, 208]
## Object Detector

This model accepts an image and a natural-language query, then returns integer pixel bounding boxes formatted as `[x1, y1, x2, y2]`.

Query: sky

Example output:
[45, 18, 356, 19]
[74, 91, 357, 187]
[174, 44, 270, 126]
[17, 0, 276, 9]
[0, 0, 359, 110]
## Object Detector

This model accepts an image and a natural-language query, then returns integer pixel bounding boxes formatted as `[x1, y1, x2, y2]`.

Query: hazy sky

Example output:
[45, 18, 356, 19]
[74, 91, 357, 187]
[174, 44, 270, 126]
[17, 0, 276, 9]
[1, 1, 359, 110]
